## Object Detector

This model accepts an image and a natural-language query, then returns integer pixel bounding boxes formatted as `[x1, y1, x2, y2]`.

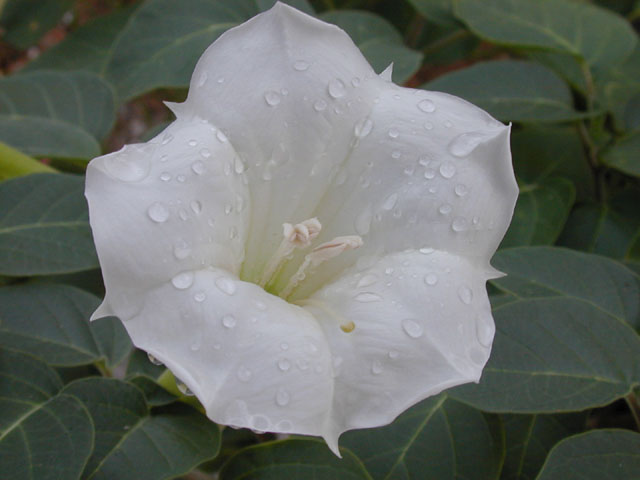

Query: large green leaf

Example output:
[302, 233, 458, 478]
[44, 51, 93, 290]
[558, 189, 640, 261]
[425, 60, 584, 123]
[536, 430, 640, 480]
[454, 0, 637, 68]
[341, 395, 504, 480]
[407, 0, 457, 26]
[0, 0, 73, 48]
[320, 11, 422, 83]
[0, 283, 117, 367]
[450, 247, 640, 412]
[220, 439, 372, 480]
[501, 177, 575, 248]
[0, 348, 94, 480]
[0, 71, 115, 158]
[511, 127, 593, 201]
[602, 132, 640, 178]
[594, 46, 640, 127]
[500, 413, 586, 480]
[104, 0, 259, 101]
[0, 173, 98, 276]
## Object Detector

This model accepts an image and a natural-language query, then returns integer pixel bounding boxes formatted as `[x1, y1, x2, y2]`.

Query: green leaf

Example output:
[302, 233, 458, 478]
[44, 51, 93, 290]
[594, 46, 640, 126]
[90, 316, 133, 368]
[220, 438, 372, 480]
[602, 132, 640, 178]
[501, 177, 575, 248]
[0, 173, 98, 276]
[450, 247, 640, 412]
[0, 348, 94, 480]
[341, 395, 504, 480]
[0, 283, 104, 366]
[511, 127, 593, 201]
[500, 413, 586, 480]
[128, 375, 177, 407]
[320, 11, 422, 83]
[127, 348, 166, 380]
[536, 430, 640, 480]
[104, 0, 259, 101]
[0, 0, 73, 48]
[22, 4, 139, 74]
[454, 0, 637, 68]
[425, 60, 585, 123]
[558, 189, 640, 261]
[407, 0, 457, 26]
[528, 52, 587, 95]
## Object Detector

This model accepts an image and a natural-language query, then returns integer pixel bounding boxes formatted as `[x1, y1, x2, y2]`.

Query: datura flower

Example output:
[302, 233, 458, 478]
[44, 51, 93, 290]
[86, 3, 517, 454]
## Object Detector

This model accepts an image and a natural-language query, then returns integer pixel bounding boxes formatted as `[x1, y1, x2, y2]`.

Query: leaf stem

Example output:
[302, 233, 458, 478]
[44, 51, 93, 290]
[0, 142, 57, 180]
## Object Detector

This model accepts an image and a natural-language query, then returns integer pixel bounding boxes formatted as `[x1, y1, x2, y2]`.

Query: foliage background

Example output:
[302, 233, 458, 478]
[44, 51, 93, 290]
[0, 0, 639, 479]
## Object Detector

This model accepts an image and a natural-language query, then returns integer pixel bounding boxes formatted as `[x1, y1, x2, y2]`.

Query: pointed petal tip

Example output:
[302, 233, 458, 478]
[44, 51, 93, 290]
[90, 300, 112, 322]
[486, 266, 507, 280]
[379, 63, 394, 82]
[323, 434, 343, 458]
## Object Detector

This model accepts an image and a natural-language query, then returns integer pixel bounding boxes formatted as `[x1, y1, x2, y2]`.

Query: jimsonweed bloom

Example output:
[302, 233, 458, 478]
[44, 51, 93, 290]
[86, 3, 517, 453]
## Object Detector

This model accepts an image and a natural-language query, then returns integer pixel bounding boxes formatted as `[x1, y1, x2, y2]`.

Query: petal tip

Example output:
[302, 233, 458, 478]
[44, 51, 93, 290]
[379, 62, 394, 82]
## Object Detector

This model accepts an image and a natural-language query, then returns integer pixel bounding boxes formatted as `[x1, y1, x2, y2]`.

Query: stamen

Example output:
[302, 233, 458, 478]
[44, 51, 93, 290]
[258, 218, 321, 287]
[280, 235, 363, 298]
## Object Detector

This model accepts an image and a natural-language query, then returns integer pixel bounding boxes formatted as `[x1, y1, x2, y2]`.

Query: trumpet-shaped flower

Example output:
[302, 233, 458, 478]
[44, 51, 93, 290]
[86, 3, 517, 453]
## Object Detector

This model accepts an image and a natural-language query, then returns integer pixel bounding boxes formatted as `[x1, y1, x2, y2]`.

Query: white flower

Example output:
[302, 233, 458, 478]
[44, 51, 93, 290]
[85, 3, 517, 454]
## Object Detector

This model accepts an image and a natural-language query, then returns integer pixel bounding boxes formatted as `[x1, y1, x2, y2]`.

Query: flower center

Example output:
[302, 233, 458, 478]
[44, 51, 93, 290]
[258, 218, 363, 300]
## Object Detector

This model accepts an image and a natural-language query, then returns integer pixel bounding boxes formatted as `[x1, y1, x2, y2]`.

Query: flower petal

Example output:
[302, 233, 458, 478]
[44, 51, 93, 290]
[177, 3, 384, 282]
[86, 118, 249, 319]
[124, 269, 333, 437]
[282, 86, 517, 299]
[302, 249, 493, 444]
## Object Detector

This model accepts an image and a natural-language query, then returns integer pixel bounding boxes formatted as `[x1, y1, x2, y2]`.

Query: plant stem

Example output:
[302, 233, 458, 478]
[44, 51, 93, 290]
[0, 141, 57, 180]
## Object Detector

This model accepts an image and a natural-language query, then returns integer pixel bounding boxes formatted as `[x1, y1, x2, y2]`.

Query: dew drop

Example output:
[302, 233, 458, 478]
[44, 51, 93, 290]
[188, 139, 198, 147]
[424, 121, 433, 130]
[354, 292, 382, 303]
[388, 350, 399, 359]
[264, 90, 281, 106]
[280, 342, 289, 351]
[171, 271, 194, 290]
[237, 365, 252, 382]
[449, 131, 490, 158]
[147, 353, 163, 366]
[452, 217, 468, 232]
[476, 313, 494, 347]
[424, 273, 438, 286]
[455, 184, 469, 196]
[217, 77, 225, 84]
[159, 172, 171, 182]
[419, 247, 434, 254]
[193, 291, 206, 303]
[216, 130, 228, 142]
[313, 99, 327, 112]
[424, 168, 436, 179]
[371, 360, 383, 375]
[177, 174, 186, 183]
[215, 276, 237, 295]
[293, 60, 309, 71]
[161, 133, 173, 145]
[328, 78, 346, 98]
[354, 118, 373, 138]
[200, 148, 211, 158]
[391, 151, 401, 159]
[354, 208, 373, 235]
[439, 203, 452, 215]
[402, 318, 424, 338]
[445, 120, 453, 128]
[439, 162, 456, 179]
[277, 358, 291, 372]
[176, 379, 193, 396]
[104, 153, 150, 182]
[197, 72, 208, 87]
[276, 389, 290, 406]
[458, 285, 473, 304]
[388, 127, 399, 138]
[351, 76, 361, 87]
[222, 314, 236, 329]
[190, 200, 202, 214]
[178, 208, 188, 221]
[381, 193, 398, 211]
[357, 273, 378, 288]
[147, 202, 170, 223]
[191, 161, 205, 175]
[417, 99, 436, 113]
[173, 239, 191, 260]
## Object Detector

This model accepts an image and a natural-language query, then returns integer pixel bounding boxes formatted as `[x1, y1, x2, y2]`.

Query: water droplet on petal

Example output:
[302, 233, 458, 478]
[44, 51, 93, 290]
[449, 131, 490, 157]
[328, 78, 346, 98]
[476, 313, 494, 347]
[355, 292, 382, 303]
[280, 342, 289, 351]
[216, 130, 228, 142]
[197, 72, 208, 87]
[388, 128, 399, 138]
[161, 133, 173, 145]
[313, 99, 327, 112]
[388, 350, 399, 359]
[200, 148, 211, 159]
[458, 285, 473, 304]
[439, 203, 452, 215]
[176, 379, 193, 396]
[357, 273, 378, 288]
[381, 193, 398, 211]
[455, 184, 469, 196]
[192, 161, 205, 175]
[171, 271, 194, 290]
[452, 217, 468, 232]
[439, 162, 456, 179]
[190, 200, 202, 214]
[277, 358, 291, 372]
[424, 273, 438, 286]
[391, 151, 401, 159]
[215, 276, 236, 295]
[420, 247, 434, 254]
[147, 202, 170, 223]
[424, 121, 433, 130]
[193, 291, 206, 302]
[147, 353, 163, 365]
[276, 389, 290, 406]
[417, 99, 436, 113]
[188, 139, 198, 147]
[237, 365, 252, 382]
[222, 314, 236, 329]
[159, 172, 171, 182]
[354, 208, 372, 235]
[173, 239, 191, 260]
[371, 360, 383, 375]
[402, 318, 424, 338]
[293, 60, 309, 71]
[424, 168, 436, 179]
[445, 120, 453, 128]
[264, 90, 281, 106]
[351, 77, 361, 87]
[104, 152, 150, 182]
[354, 118, 373, 138]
